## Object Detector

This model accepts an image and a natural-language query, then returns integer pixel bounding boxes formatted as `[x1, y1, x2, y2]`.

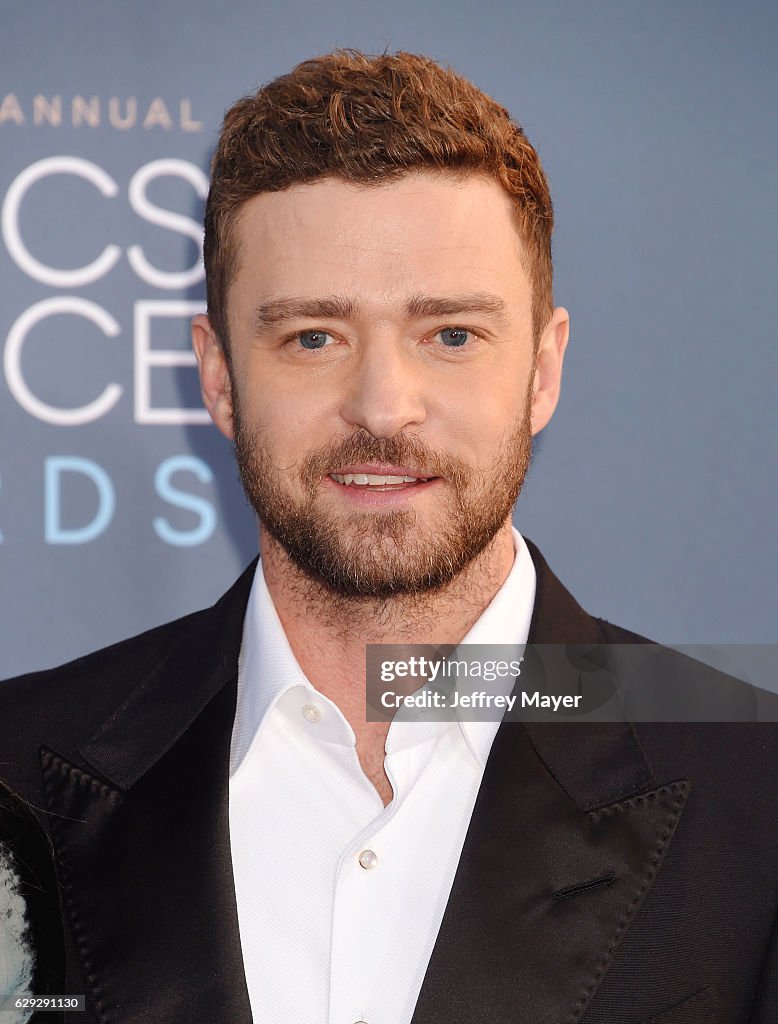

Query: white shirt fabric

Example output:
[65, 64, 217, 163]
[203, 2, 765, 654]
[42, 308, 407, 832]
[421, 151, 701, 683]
[229, 528, 536, 1024]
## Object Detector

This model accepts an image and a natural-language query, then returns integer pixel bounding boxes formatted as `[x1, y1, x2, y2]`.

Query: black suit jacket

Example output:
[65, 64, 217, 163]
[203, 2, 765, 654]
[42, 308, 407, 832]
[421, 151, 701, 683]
[1, 539, 776, 1023]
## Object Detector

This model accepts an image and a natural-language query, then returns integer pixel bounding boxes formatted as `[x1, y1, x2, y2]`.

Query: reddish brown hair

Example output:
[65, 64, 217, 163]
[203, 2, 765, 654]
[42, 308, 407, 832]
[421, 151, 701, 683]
[204, 49, 554, 348]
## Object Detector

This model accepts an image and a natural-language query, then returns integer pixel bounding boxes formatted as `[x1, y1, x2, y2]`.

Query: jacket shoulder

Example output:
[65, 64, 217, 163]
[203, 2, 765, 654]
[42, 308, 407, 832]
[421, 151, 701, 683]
[2, 606, 207, 701]
[595, 617, 778, 785]
[0, 558, 256, 803]
[0, 607, 210, 794]
[595, 617, 656, 644]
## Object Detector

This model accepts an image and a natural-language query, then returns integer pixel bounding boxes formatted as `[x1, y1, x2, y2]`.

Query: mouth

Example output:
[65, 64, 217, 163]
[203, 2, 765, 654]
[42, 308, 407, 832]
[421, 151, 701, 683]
[328, 465, 437, 491]
[325, 464, 441, 504]
[330, 472, 434, 490]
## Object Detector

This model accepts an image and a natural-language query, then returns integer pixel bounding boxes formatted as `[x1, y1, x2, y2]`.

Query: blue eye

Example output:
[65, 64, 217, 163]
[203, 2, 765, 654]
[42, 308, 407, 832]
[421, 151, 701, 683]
[439, 328, 471, 347]
[298, 330, 331, 350]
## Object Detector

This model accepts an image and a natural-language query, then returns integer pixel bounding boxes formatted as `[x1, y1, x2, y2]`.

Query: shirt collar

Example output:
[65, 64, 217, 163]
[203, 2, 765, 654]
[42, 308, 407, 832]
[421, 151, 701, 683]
[453, 527, 536, 766]
[230, 563, 316, 775]
[230, 527, 536, 776]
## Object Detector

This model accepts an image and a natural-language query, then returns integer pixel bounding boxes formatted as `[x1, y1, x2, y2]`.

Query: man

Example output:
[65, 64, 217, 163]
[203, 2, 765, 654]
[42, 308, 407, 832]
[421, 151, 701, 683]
[0, 50, 776, 1024]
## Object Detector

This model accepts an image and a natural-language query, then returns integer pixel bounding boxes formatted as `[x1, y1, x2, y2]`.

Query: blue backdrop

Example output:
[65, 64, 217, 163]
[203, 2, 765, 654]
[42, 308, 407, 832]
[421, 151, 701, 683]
[1, 0, 776, 677]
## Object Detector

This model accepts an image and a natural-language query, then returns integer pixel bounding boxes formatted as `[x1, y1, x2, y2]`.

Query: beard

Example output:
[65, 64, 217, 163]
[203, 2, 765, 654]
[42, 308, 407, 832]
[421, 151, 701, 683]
[232, 385, 534, 600]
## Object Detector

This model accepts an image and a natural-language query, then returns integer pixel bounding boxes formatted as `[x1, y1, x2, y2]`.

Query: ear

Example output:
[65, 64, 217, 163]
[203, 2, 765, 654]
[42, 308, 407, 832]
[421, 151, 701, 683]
[531, 306, 570, 436]
[191, 314, 234, 441]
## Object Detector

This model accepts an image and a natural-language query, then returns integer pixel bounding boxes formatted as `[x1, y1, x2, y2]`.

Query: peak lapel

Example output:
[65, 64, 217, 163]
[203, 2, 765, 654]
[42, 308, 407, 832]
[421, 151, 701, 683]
[411, 540, 691, 1024]
[411, 722, 688, 1024]
[40, 563, 257, 1024]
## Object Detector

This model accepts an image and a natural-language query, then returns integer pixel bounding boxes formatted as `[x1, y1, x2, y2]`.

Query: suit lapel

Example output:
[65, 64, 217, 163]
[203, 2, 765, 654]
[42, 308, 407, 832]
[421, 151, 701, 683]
[40, 563, 257, 1024]
[411, 540, 690, 1024]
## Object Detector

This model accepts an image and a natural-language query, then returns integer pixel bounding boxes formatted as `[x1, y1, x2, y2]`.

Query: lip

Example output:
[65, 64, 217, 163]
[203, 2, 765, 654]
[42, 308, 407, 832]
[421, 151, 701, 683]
[328, 463, 436, 480]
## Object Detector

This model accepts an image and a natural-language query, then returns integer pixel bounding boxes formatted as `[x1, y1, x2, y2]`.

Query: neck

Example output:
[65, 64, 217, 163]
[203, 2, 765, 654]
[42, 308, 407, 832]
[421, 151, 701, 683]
[259, 520, 515, 678]
[259, 521, 516, 806]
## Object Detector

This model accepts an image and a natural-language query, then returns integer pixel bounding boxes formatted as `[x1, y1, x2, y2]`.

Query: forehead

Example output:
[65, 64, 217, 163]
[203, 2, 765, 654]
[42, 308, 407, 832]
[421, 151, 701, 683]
[229, 171, 530, 306]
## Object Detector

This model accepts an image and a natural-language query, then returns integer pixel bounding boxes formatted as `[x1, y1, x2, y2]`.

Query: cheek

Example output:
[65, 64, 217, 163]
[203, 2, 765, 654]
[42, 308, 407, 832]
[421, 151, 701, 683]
[432, 373, 529, 450]
[250, 398, 341, 470]
[235, 360, 337, 433]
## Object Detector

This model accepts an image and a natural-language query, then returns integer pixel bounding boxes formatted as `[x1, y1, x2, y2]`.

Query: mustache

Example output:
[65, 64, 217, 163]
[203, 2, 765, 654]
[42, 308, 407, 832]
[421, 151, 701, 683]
[301, 430, 469, 488]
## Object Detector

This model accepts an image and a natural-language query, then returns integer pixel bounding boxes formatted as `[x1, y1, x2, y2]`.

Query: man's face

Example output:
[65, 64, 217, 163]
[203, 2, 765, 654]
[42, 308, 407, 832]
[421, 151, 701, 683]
[195, 171, 566, 597]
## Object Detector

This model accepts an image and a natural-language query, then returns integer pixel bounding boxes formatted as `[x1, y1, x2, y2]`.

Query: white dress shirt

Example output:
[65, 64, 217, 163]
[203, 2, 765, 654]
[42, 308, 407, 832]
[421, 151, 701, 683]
[229, 528, 536, 1024]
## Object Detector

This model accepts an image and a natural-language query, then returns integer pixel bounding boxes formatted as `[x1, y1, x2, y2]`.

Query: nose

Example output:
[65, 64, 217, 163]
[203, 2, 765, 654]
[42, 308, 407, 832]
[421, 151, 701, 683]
[338, 335, 427, 438]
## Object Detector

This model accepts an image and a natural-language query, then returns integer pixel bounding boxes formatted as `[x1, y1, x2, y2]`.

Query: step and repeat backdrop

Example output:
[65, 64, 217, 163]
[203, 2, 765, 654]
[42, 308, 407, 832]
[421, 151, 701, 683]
[1, 1, 776, 676]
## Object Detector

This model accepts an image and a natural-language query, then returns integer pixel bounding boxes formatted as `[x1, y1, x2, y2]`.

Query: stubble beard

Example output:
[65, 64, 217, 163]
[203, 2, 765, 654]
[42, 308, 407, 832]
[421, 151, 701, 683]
[232, 386, 534, 601]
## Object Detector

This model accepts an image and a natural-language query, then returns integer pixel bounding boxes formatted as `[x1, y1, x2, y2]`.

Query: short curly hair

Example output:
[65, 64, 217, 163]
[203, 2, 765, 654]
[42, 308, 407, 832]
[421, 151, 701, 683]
[204, 49, 554, 349]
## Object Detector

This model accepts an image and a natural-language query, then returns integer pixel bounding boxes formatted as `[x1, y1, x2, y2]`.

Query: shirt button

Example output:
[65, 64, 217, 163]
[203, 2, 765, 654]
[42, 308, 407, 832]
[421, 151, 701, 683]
[301, 703, 320, 723]
[358, 849, 378, 870]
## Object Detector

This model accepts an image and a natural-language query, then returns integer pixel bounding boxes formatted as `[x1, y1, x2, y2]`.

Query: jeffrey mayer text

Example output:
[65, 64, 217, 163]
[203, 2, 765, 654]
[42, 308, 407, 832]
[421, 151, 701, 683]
[380, 690, 584, 712]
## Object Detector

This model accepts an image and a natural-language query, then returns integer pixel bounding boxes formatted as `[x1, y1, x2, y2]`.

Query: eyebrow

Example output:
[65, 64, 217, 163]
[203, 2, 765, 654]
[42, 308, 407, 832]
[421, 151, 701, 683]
[252, 292, 510, 333]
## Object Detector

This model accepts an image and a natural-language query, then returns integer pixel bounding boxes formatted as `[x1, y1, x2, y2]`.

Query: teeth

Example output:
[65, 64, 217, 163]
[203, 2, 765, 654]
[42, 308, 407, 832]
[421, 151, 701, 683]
[330, 473, 422, 486]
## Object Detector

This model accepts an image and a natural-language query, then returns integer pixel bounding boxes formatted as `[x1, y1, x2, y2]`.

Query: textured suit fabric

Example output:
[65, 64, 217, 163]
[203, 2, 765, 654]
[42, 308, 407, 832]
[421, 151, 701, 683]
[0, 539, 776, 1023]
